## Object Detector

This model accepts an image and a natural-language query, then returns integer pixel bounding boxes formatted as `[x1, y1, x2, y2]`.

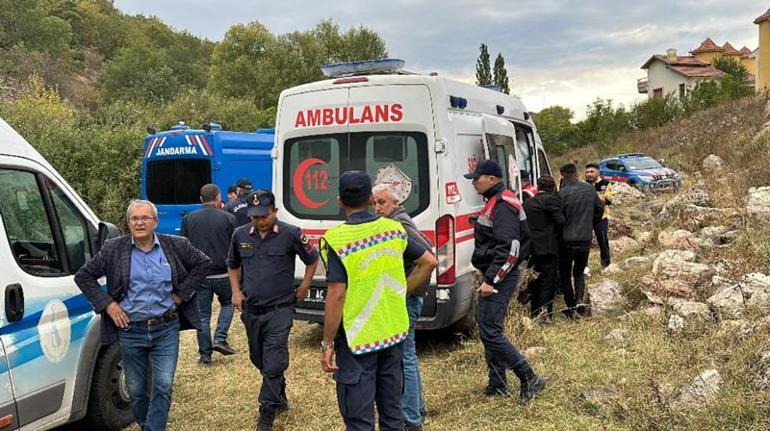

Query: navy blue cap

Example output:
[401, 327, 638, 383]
[464, 159, 503, 179]
[339, 170, 372, 201]
[227, 184, 237, 194]
[237, 178, 253, 190]
[246, 190, 275, 217]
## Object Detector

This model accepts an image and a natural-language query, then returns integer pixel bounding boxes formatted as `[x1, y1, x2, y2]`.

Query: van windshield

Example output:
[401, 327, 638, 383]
[146, 159, 212, 205]
[284, 132, 429, 220]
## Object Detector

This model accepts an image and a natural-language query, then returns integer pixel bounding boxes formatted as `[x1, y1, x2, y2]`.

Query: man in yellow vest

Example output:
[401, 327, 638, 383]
[319, 171, 437, 431]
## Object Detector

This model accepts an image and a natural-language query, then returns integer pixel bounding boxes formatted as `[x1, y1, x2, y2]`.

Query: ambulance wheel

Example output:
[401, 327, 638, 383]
[451, 298, 477, 336]
[84, 343, 133, 430]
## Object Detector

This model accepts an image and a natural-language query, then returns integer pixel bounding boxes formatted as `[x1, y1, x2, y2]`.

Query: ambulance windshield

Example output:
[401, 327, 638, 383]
[146, 159, 212, 204]
[284, 132, 429, 220]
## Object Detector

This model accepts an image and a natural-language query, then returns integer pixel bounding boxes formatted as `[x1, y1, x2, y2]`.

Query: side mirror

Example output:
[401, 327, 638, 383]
[96, 222, 121, 253]
[659, 159, 667, 167]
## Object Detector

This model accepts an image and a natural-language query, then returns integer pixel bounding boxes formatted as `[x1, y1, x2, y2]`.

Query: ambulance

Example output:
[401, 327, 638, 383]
[274, 59, 552, 331]
[0, 119, 130, 429]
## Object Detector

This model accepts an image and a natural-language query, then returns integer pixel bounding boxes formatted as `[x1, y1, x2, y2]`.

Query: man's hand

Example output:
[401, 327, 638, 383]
[172, 293, 183, 305]
[296, 283, 311, 301]
[232, 289, 245, 312]
[320, 348, 338, 372]
[477, 282, 497, 297]
[106, 302, 129, 329]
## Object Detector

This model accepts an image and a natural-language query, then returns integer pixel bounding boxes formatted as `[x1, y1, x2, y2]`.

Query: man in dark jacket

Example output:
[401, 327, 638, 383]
[181, 183, 239, 366]
[75, 200, 212, 431]
[464, 159, 544, 405]
[224, 177, 254, 226]
[522, 175, 564, 320]
[558, 164, 604, 318]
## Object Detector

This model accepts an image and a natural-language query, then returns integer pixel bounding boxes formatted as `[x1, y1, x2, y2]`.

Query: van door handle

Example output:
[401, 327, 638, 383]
[5, 284, 24, 323]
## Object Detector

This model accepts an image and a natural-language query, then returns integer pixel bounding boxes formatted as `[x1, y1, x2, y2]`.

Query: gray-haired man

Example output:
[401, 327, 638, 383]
[372, 183, 433, 431]
[75, 200, 212, 431]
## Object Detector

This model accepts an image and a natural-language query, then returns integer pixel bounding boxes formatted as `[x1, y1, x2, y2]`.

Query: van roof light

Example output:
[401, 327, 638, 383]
[321, 59, 406, 78]
[146, 125, 157, 135]
[333, 76, 369, 85]
[170, 121, 190, 131]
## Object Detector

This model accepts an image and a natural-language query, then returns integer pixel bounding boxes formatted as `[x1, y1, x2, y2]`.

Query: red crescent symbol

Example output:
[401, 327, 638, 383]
[293, 158, 329, 209]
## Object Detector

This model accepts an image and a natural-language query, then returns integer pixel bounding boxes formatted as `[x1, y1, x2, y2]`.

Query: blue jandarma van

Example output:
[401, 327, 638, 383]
[0, 117, 128, 430]
[141, 122, 275, 234]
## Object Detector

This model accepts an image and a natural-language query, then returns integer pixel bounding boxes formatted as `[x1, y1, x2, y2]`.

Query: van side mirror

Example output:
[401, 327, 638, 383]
[96, 222, 121, 253]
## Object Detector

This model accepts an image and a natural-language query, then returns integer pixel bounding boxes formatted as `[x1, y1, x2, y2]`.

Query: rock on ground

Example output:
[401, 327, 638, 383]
[610, 236, 640, 255]
[668, 314, 685, 332]
[601, 263, 623, 274]
[610, 182, 644, 205]
[702, 154, 725, 171]
[657, 229, 700, 250]
[747, 186, 770, 225]
[708, 273, 770, 320]
[670, 301, 715, 324]
[658, 184, 711, 221]
[623, 256, 652, 272]
[678, 369, 723, 405]
[587, 280, 627, 315]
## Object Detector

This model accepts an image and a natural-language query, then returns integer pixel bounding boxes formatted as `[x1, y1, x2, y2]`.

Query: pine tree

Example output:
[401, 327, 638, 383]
[493, 53, 510, 94]
[475, 43, 492, 86]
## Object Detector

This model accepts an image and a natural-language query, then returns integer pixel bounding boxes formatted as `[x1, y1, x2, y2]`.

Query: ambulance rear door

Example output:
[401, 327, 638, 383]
[482, 115, 521, 195]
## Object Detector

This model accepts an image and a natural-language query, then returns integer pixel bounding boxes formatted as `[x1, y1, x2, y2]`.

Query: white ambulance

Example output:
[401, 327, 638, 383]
[0, 119, 130, 429]
[274, 59, 552, 331]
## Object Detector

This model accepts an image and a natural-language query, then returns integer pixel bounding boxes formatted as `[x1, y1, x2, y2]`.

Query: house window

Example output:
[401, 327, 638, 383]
[679, 83, 686, 98]
[652, 88, 663, 99]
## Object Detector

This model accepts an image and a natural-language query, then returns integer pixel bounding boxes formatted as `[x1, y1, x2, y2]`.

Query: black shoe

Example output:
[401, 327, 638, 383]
[276, 402, 289, 415]
[483, 385, 510, 396]
[213, 342, 236, 356]
[405, 425, 423, 431]
[198, 357, 212, 368]
[518, 374, 545, 405]
[257, 409, 276, 431]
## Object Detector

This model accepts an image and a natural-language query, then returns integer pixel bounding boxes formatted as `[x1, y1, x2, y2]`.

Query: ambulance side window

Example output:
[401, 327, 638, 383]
[537, 149, 551, 177]
[0, 169, 65, 276]
[513, 123, 536, 180]
[485, 133, 518, 192]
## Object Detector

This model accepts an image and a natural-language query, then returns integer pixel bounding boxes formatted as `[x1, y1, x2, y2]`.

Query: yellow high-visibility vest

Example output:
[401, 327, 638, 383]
[321, 217, 409, 355]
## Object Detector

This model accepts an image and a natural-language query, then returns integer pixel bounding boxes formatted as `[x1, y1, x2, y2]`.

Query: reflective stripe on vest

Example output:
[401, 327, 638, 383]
[321, 218, 409, 355]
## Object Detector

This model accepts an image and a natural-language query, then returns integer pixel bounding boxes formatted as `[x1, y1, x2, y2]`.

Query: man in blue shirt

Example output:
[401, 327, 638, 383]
[76, 200, 211, 431]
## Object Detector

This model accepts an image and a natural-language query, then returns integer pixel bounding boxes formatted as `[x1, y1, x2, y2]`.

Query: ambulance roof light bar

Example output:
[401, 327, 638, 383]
[321, 59, 406, 78]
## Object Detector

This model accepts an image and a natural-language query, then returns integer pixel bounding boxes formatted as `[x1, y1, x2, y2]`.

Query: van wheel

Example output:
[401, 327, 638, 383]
[451, 297, 477, 336]
[84, 343, 133, 430]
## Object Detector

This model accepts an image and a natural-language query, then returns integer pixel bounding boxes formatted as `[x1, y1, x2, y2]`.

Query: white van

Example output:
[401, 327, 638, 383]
[274, 60, 552, 331]
[0, 119, 130, 429]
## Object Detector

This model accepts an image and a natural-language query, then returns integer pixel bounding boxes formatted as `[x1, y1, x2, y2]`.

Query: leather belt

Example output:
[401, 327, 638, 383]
[132, 311, 178, 327]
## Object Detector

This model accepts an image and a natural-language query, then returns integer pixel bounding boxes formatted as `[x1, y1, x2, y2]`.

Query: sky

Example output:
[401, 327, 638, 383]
[113, 0, 765, 120]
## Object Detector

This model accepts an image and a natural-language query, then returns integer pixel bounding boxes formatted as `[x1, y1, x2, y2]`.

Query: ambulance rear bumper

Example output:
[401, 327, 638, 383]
[293, 272, 477, 331]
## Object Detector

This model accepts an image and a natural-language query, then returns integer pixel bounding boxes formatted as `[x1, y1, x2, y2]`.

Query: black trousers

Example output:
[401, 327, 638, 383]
[528, 254, 558, 319]
[333, 333, 405, 431]
[594, 218, 611, 267]
[241, 305, 294, 413]
[558, 245, 590, 314]
[477, 270, 526, 389]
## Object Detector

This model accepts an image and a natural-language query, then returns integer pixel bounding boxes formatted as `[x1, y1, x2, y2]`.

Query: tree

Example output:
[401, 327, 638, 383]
[532, 105, 577, 154]
[576, 99, 631, 153]
[493, 52, 510, 94]
[100, 42, 178, 102]
[712, 56, 753, 100]
[475, 43, 492, 86]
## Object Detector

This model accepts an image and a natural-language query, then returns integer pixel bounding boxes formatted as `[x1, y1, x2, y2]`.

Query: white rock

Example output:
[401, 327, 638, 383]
[699, 226, 729, 240]
[604, 328, 631, 348]
[652, 257, 713, 287]
[609, 182, 644, 205]
[708, 273, 770, 320]
[654, 250, 696, 267]
[657, 230, 701, 250]
[678, 369, 723, 405]
[602, 263, 623, 274]
[756, 352, 770, 390]
[609, 236, 640, 255]
[747, 187, 770, 225]
[523, 346, 546, 357]
[635, 231, 653, 244]
[671, 301, 715, 323]
[587, 280, 627, 315]
[668, 314, 685, 332]
[623, 256, 652, 272]
[702, 154, 725, 171]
